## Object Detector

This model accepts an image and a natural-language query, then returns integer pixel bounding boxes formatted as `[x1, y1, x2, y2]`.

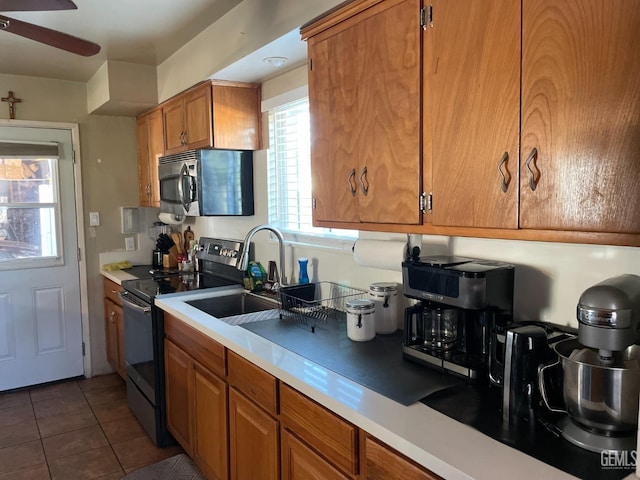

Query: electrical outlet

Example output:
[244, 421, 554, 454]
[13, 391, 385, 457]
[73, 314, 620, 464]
[89, 212, 100, 226]
[125, 237, 135, 251]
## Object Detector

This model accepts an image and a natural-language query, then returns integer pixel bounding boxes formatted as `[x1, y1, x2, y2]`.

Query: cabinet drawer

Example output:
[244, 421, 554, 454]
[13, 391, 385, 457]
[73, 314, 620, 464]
[364, 435, 441, 480]
[280, 383, 358, 476]
[164, 312, 225, 377]
[103, 278, 122, 306]
[227, 350, 278, 416]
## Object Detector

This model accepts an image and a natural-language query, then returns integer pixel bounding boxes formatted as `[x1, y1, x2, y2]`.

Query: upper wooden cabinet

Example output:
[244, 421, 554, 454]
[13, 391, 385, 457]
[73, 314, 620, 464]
[136, 108, 164, 207]
[163, 82, 213, 154]
[304, 0, 640, 245]
[520, 0, 640, 234]
[303, 0, 422, 226]
[428, 0, 640, 237]
[163, 81, 261, 155]
[430, 0, 520, 229]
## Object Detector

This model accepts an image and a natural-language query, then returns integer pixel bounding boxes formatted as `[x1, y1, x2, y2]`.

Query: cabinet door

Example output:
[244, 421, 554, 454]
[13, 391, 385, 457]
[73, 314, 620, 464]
[431, 0, 520, 229]
[136, 115, 151, 206]
[364, 436, 440, 480]
[163, 97, 186, 154]
[229, 388, 279, 480]
[192, 361, 228, 480]
[521, 0, 640, 233]
[165, 340, 193, 454]
[212, 84, 261, 150]
[282, 430, 348, 480]
[183, 84, 213, 150]
[115, 305, 126, 380]
[354, 0, 421, 225]
[104, 299, 121, 378]
[308, 23, 360, 223]
[308, 0, 422, 225]
[147, 109, 164, 207]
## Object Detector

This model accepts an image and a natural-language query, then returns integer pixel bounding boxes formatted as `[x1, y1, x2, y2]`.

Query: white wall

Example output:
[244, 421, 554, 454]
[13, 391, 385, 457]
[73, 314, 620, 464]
[156, 0, 343, 101]
[193, 65, 640, 330]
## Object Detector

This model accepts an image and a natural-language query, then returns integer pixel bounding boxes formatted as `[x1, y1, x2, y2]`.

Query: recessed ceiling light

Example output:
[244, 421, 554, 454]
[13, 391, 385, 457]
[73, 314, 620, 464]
[263, 56, 288, 68]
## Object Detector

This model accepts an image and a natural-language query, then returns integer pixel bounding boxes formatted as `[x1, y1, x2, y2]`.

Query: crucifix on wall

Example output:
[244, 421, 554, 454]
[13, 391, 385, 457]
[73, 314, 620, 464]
[2, 91, 22, 119]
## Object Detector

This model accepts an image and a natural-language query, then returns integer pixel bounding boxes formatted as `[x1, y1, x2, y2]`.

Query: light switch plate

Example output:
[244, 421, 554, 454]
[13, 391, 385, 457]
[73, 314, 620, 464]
[125, 237, 135, 251]
[89, 211, 100, 226]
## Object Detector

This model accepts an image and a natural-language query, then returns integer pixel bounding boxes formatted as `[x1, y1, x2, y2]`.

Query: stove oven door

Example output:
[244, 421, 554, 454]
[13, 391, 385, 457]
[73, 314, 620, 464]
[120, 291, 156, 403]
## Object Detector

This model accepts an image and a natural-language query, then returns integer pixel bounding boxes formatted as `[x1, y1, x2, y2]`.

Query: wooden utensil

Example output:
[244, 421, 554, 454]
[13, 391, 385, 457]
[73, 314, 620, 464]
[183, 226, 195, 251]
[171, 232, 183, 253]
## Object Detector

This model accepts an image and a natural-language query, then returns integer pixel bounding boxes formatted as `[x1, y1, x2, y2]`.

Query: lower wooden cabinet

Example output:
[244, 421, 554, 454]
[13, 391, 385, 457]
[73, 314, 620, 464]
[103, 278, 125, 380]
[364, 435, 441, 480]
[193, 362, 228, 480]
[165, 337, 228, 479]
[229, 387, 280, 480]
[280, 383, 358, 477]
[165, 339, 193, 454]
[282, 429, 349, 480]
[162, 311, 445, 480]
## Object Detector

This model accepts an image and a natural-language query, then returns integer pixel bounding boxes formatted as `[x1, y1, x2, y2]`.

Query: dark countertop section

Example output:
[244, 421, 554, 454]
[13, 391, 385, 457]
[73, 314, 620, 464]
[241, 317, 465, 406]
[242, 315, 634, 479]
[422, 385, 634, 480]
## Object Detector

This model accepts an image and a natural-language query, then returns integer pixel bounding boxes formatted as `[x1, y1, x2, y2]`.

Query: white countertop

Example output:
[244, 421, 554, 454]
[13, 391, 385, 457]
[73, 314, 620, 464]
[155, 288, 578, 480]
[101, 268, 144, 284]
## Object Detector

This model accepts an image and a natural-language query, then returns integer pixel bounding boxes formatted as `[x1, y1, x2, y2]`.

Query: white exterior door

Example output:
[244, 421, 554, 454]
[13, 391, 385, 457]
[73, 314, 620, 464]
[0, 126, 83, 391]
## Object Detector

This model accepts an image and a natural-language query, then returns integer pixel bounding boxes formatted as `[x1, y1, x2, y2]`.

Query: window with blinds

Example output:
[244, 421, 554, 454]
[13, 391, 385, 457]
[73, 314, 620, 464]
[267, 98, 356, 243]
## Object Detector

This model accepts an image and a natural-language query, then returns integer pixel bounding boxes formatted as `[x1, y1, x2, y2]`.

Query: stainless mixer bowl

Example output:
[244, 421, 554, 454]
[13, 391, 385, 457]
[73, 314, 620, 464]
[554, 338, 640, 433]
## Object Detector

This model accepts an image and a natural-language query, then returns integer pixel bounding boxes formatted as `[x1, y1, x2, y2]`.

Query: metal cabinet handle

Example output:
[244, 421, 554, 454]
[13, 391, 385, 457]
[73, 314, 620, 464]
[109, 311, 115, 323]
[497, 152, 510, 193]
[180, 130, 187, 146]
[360, 166, 369, 196]
[347, 168, 357, 197]
[525, 147, 539, 191]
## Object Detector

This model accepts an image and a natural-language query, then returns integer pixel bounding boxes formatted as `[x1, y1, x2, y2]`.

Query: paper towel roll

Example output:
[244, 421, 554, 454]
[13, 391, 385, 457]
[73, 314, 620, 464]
[158, 212, 185, 225]
[353, 239, 407, 271]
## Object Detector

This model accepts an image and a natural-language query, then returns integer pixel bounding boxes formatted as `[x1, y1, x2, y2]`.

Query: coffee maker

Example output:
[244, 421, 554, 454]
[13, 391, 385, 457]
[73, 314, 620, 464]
[539, 274, 640, 453]
[402, 256, 514, 383]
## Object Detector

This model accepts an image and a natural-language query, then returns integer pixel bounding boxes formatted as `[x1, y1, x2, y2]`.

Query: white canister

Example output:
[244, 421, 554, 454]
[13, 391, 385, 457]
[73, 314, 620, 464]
[369, 282, 398, 334]
[346, 299, 376, 342]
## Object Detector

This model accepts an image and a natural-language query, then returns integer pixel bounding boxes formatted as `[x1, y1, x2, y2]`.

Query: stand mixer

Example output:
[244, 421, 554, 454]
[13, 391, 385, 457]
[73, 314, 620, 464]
[540, 274, 640, 453]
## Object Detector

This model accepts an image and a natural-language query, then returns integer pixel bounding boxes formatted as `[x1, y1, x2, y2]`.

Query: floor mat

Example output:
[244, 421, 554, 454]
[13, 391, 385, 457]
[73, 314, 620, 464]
[123, 454, 205, 480]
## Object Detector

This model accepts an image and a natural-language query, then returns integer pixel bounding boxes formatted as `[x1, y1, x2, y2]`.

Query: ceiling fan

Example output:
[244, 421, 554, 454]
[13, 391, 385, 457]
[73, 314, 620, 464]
[0, 0, 100, 56]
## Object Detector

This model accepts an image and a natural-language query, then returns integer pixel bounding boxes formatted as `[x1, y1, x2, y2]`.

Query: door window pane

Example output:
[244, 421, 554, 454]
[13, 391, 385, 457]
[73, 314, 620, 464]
[0, 158, 59, 262]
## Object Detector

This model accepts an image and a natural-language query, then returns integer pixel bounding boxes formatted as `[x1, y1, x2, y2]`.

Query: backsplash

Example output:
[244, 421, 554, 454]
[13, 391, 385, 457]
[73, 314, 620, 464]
[194, 216, 639, 329]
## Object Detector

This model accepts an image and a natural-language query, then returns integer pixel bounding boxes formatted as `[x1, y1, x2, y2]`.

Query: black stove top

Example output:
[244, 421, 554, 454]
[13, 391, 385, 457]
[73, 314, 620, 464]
[122, 272, 239, 303]
[121, 237, 248, 303]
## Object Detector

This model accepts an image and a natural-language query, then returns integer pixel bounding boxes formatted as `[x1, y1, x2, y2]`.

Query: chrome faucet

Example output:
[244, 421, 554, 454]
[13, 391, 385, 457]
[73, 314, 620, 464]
[237, 225, 287, 287]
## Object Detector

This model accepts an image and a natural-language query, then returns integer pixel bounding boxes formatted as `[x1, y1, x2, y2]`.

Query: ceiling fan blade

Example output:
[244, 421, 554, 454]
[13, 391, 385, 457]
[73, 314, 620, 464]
[0, 15, 100, 56]
[0, 0, 77, 11]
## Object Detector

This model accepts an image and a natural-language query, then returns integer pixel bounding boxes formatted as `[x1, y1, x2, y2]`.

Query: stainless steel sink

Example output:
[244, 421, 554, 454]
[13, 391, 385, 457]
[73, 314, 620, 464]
[186, 292, 280, 325]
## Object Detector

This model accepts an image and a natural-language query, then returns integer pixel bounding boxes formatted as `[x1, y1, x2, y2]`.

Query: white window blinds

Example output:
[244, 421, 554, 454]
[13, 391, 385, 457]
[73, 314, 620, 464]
[267, 98, 356, 242]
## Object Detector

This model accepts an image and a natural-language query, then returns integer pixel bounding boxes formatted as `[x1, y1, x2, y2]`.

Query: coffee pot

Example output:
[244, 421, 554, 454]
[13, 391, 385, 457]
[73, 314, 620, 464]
[402, 256, 515, 383]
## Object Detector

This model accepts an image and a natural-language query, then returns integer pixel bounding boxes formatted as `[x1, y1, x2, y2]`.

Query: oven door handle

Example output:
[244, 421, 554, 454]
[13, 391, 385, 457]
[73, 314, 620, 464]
[119, 291, 151, 314]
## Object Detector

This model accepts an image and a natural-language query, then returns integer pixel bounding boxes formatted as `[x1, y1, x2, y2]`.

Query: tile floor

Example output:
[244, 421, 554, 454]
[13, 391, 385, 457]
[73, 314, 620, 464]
[0, 374, 183, 479]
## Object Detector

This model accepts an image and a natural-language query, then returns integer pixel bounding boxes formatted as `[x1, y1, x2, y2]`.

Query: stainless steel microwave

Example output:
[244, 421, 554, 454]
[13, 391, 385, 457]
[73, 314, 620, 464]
[158, 149, 254, 217]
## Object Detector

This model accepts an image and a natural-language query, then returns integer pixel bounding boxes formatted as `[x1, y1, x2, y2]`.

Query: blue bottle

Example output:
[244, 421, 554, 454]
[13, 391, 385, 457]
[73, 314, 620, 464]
[298, 257, 309, 284]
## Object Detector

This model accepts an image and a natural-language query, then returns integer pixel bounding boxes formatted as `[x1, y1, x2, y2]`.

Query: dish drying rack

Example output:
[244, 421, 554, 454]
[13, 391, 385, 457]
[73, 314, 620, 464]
[278, 282, 368, 332]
